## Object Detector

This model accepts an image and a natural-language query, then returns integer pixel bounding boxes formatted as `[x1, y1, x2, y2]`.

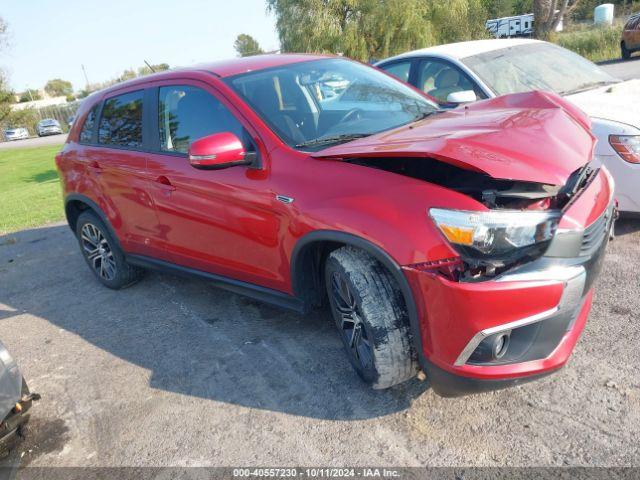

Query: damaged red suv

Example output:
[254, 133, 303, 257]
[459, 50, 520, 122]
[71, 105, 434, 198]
[56, 55, 614, 396]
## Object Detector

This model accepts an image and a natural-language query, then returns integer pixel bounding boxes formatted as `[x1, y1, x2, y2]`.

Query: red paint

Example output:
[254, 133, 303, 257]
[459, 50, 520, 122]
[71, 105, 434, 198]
[315, 90, 595, 186]
[57, 56, 611, 391]
[189, 132, 246, 169]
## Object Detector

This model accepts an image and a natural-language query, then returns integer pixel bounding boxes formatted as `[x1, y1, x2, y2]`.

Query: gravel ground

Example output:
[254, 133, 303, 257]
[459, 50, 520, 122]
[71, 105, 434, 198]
[0, 219, 638, 468]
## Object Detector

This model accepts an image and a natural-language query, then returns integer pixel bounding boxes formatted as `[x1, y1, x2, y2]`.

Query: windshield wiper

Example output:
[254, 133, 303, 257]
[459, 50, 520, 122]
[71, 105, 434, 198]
[560, 80, 619, 96]
[295, 133, 371, 148]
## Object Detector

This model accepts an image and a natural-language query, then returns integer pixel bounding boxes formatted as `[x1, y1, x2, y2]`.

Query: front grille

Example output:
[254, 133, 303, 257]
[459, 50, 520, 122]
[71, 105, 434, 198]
[579, 205, 612, 257]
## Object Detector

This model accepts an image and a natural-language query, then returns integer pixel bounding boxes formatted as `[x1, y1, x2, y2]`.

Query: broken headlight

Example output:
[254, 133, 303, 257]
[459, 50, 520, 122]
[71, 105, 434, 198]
[429, 208, 561, 268]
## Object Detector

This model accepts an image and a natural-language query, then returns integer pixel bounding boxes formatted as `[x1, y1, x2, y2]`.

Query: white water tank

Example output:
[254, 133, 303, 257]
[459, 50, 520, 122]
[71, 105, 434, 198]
[594, 4, 614, 25]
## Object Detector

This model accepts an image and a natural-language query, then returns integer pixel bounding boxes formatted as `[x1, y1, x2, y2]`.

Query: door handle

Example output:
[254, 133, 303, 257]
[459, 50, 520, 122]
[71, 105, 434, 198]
[154, 175, 176, 192]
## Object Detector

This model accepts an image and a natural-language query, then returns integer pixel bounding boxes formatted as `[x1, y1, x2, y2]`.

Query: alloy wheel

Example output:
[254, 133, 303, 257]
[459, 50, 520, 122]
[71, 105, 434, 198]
[330, 272, 374, 370]
[80, 223, 117, 281]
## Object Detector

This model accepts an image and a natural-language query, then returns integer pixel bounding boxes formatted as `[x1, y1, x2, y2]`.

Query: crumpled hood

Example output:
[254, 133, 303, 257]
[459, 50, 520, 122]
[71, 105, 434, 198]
[566, 79, 640, 129]
[313, 90, 595, 186]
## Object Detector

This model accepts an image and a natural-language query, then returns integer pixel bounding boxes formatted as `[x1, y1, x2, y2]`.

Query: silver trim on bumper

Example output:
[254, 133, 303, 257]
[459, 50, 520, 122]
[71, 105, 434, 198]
[453, 266, 587, 366]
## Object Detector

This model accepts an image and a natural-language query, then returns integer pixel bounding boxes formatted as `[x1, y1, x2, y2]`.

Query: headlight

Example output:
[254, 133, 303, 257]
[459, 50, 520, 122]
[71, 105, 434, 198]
[429, 208, 560, 266]
[609, 135, 640, 164]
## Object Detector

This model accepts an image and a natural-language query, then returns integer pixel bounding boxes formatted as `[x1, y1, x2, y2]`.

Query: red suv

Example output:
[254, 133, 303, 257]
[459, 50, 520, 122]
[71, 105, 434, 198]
[56, 55, 614, 396]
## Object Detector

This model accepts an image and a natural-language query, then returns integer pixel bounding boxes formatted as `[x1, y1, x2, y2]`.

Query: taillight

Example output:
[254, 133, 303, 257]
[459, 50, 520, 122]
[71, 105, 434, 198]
[609, 135, 640, 164]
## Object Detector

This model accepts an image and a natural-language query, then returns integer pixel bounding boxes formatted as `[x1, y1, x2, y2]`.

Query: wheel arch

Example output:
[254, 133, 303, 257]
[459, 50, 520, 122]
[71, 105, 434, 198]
[290, 230, 424, 360]
[64, 194, 123, 251]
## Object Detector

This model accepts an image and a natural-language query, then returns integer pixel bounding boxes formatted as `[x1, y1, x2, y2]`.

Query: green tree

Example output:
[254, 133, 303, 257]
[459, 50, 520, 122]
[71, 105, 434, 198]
[267, 0, 436, 62]
[533, 0, 580, 39]
[137, 63, 170, 76]
[234, 34, 265, 56]
[44, 78, 73, 97]
[19, 89, 42, 103]
[482, 0, 515, 17]
[429, 0, 490, 44]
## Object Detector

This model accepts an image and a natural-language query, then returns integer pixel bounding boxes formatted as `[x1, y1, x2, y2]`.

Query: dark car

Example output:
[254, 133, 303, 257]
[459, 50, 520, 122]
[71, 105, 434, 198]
[55, 54, 612, 396]
[622, 13, 640, 59]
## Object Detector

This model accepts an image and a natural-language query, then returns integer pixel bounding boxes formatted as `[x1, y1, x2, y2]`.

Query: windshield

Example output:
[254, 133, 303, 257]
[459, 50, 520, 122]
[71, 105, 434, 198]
[225, 58, 439, 150]
[39, 119, 58, 126]
[462, 43, 618, 96]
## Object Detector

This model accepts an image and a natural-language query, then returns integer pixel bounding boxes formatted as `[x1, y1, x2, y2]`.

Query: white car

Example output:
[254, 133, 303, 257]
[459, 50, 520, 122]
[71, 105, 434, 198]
[36, 118, 63, 136]
[376, 39, 640, 214]
[4, 127, 29, 141]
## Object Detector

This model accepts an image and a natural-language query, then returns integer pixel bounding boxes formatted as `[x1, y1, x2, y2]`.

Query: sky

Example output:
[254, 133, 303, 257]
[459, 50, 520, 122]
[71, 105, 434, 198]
[1, 0, 281, 92]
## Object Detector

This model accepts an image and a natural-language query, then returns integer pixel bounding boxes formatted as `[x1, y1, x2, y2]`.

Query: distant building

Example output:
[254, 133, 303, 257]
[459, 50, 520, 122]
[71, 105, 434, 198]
[12, 96, 68, 111]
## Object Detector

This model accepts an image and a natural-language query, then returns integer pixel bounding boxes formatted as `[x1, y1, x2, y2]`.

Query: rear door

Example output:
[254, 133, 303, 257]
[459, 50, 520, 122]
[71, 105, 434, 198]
[78, 88, 160, 256]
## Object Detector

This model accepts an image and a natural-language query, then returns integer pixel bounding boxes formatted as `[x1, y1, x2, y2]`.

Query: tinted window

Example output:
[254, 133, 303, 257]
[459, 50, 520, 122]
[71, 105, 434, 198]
[98, 91, 144, 148]
[380, 61, 411, 82]
[79, 105, 99, 144]
[158, 85, 245, 154]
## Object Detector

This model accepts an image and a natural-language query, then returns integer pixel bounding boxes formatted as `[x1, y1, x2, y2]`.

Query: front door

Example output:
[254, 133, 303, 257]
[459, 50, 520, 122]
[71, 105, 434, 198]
[145, 82, 286, 291]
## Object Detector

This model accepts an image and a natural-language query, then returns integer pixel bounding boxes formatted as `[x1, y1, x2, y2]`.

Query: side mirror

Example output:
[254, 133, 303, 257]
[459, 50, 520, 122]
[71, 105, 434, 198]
[446, 90, 477, 104]
[188, 132, 249, 169]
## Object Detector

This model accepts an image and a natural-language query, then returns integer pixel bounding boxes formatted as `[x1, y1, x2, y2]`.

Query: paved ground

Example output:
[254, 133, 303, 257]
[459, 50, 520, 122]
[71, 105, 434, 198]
[599, 57, 640, 81]
[0, 134, 67, 150]
[0, 218, 638, 468]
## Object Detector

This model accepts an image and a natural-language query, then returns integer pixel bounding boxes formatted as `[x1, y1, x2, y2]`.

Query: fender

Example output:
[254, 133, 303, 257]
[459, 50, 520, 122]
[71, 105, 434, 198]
[290, 230, 427, 368]
[64, 193, 124, 252]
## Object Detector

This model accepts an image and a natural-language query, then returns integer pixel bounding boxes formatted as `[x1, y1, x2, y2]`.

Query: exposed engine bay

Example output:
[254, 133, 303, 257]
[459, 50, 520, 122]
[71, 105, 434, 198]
[347, 156, 598, 281]
[347, 156, 594, 211]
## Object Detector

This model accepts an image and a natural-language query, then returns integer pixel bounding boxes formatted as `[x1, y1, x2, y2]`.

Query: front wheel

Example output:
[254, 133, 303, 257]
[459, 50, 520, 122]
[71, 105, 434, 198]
[325, 246, 417, 389]
[622, 42, 631, 60]
[75, 211, 144, 289]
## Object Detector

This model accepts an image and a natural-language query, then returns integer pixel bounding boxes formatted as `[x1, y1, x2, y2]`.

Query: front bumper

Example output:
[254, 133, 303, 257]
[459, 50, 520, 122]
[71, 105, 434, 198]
[405, 169, 614, 396]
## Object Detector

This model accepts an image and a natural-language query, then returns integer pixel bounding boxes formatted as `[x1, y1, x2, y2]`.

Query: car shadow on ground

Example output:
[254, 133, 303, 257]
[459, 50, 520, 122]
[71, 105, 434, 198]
[0, 224, 430, 421]
[615, 217, 640, 236]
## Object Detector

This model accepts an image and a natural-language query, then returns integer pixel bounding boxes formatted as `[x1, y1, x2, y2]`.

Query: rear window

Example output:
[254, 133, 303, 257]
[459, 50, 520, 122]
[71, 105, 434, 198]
[98, 91, 144, 148]
[79, 105, 99, 144]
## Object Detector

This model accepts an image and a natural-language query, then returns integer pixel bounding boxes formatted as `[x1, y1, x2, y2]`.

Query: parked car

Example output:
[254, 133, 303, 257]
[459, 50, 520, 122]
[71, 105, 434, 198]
[56, 54, 613, 396]
[0, 340, 39, 455]
[376, 39, 640, 214]
[4, 127, 29, 141]
[622, 13, 640, 59]
[37, 118, 63, 136]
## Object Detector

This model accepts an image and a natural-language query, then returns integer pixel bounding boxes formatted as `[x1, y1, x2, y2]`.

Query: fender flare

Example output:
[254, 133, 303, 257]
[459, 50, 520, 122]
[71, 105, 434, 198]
[290, 230, 425, 364]
[64, 194, 123, 251]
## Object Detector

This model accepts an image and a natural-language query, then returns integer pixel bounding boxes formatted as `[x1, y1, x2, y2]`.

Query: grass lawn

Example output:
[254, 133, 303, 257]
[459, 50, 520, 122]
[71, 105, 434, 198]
[0, 145, 65, 235]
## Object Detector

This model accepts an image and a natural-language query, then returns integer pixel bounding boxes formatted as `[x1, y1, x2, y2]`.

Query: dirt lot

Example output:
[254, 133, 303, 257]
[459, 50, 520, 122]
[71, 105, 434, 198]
[0, 219, 638, 468]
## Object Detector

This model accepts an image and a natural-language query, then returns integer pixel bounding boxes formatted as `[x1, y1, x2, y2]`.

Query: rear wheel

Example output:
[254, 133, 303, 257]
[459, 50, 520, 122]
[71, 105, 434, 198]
[325, 246, 417, 389]
[75, 211, 144, 289]
[622, 42, 631, 60]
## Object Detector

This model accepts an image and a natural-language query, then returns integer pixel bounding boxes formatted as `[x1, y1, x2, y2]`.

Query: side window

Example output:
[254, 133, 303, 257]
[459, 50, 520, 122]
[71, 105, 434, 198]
[415, 59, 485, 102]
[158, 85, 247, 154]
[79, 104, 99, 144]
[98, 90, 144, 148]
[379, 61, 412, 83]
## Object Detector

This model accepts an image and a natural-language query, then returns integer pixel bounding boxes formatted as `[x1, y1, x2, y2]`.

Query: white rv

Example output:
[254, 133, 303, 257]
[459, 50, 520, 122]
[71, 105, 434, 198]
[486, 14, 534, 38]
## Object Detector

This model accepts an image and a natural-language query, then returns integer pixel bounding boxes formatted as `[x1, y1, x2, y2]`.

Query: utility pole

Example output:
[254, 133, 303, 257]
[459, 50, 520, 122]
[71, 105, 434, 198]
[81, 64, 90, 90]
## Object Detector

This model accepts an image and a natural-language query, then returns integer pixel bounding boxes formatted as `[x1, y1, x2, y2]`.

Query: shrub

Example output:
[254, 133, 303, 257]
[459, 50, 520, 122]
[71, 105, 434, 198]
[550, 23, 623, 62]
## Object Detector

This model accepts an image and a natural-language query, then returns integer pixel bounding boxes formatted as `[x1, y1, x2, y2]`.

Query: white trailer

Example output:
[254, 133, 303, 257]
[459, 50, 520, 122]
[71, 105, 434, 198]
[486, 14, 534, 38]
